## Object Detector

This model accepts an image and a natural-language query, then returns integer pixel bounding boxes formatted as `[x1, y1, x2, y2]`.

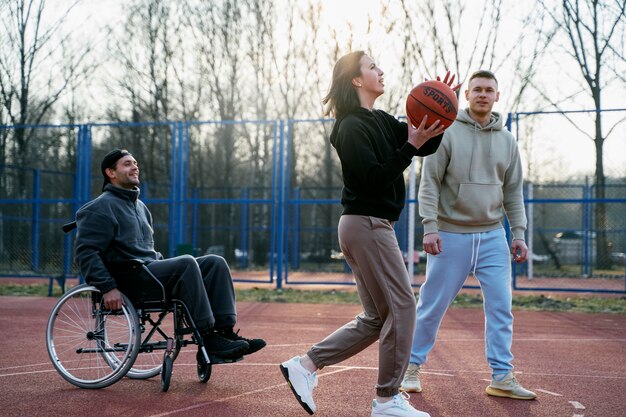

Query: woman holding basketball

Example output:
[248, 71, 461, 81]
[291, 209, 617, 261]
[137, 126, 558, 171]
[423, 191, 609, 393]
[280, 51, 455, 417]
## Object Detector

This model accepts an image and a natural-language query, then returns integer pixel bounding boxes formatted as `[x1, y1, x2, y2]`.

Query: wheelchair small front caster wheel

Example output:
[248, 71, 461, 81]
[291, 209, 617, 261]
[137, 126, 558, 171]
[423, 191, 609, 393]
[161, 354, 173, 392]
[196, 354, 212, 383]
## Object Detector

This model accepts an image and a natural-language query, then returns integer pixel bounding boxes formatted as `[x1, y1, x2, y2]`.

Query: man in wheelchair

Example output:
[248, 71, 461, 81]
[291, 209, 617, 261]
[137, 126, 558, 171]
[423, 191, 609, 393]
[74, 148, 266, 361]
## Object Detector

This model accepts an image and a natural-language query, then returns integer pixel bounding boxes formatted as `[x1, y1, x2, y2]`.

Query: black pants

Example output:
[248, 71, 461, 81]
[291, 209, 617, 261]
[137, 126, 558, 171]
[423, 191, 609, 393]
[146, 254, 237, 333]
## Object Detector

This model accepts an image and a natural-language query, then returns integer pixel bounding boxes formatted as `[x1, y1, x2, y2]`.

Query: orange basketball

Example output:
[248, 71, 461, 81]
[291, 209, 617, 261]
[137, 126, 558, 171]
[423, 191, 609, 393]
[406, 80, 458, 129]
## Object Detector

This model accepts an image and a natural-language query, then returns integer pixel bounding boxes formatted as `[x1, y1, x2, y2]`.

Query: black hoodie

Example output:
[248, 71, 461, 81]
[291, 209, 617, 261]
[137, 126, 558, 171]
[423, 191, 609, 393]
[330, 107, 442, 221]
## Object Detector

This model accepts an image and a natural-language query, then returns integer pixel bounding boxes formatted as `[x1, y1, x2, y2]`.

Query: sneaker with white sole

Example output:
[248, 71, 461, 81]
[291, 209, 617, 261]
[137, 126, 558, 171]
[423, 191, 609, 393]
[485, 372, 537, 400]
[400, 363, 422, 393]
[371, 392, 430, 417]
[280, 356, 318, 414]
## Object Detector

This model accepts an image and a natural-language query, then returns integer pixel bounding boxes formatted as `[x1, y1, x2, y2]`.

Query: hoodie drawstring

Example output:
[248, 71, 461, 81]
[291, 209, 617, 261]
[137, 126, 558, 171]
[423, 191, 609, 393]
[470, 233, 482, 275]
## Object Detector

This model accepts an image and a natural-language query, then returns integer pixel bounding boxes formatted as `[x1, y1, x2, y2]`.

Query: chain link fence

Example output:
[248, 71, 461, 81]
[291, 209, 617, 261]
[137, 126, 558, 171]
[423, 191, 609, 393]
[1, 113, 625, 293]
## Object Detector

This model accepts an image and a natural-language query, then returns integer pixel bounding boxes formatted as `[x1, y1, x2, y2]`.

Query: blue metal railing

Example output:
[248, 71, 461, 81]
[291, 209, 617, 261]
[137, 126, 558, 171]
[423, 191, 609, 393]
[1, 111, 625, 294]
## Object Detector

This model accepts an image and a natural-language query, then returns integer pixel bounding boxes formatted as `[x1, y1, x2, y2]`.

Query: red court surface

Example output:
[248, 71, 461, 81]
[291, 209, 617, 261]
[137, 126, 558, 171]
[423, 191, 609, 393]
[1, 295, 625, 417]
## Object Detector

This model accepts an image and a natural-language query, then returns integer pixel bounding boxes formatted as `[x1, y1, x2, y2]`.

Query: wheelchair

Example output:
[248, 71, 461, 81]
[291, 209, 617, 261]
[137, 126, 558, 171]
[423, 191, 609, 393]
[45, 221, 240, 391]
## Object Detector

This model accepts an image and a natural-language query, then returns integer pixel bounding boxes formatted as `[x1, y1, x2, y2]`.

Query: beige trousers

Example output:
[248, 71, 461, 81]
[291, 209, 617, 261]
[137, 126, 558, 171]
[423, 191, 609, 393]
[307, 215, 416, 397]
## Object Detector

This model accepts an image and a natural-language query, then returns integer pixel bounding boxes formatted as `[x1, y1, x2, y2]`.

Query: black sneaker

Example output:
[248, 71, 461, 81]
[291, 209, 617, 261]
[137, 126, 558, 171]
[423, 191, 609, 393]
[202, 331, 249, 359]
[219, 327, 266, 355]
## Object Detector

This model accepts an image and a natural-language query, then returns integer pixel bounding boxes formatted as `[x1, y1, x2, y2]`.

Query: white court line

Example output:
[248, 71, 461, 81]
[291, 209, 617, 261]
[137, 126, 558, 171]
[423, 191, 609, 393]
[0, 369, 59, 377]
[436, 338, 626, 342]
[145, 364, 597, 417]
[0, 362, 52, 371]
[262, 343, 316, 347]
[423, 371, 455, 377]
[529, 338, 626, 342]
[251, 339, 626, 345]
[431, 369, 626, 380]
[6, 360, 625, 381]
[148, 367, 354, 417]
[0, 360, 599, 417]
[569, 401, 586, 409]
[536, 389, 563, 396]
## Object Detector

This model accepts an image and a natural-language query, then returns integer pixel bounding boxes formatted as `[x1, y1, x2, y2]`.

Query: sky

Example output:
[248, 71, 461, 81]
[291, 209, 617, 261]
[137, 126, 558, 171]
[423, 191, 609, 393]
[47, 0, 626, 180]
[318, 0, 625, 180]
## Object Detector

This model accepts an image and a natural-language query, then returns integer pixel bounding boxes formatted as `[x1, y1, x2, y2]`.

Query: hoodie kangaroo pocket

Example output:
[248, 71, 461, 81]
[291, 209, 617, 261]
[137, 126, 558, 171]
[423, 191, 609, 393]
[451, 183, 502, 224]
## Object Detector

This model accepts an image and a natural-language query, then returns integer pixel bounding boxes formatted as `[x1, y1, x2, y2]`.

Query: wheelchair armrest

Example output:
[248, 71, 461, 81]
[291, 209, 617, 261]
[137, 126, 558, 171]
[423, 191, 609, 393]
[106, 259, 147, 270]
[105, 260, 167, 305]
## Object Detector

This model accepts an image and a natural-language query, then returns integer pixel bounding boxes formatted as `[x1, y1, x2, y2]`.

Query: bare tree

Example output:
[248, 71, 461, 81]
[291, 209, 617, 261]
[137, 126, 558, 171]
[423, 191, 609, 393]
[0, 0, 92, 183]
[396, 0, 548, 107]
[276, 0, 342, 260]
[242, 0, 275, 189]
[237, 0, 278, 265]
[0, 0, 93, 269]
[386, 0, 554, 265]
[186, 0, 244, 192]
[105, 0, 190, 183]
[539, 0, 626, 269]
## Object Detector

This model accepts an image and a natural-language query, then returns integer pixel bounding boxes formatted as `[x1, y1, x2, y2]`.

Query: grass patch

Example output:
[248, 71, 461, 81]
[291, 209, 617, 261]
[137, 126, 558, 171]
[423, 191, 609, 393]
[236, 287, 362, 304]
[234, 288, 626, 313]
[2, 283, 625, 313]
[451, 293, 626, 313]
[0, 283, 65, 297]
[511, 294, 626, 313]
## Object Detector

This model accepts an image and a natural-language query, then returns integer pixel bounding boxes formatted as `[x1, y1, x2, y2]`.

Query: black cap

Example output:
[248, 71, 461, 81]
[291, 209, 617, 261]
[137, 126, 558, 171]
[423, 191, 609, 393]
[101, 148, 131, 191]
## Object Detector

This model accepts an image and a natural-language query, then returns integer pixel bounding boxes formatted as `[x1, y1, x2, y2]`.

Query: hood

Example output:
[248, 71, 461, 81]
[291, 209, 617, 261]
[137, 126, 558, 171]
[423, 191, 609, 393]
[456, 108, 504, 131]
[329, 107, 374, 148]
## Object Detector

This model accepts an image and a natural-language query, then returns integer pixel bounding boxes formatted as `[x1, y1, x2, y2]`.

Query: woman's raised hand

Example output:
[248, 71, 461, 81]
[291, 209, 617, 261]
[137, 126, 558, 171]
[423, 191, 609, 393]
[427, 70, 461, 91]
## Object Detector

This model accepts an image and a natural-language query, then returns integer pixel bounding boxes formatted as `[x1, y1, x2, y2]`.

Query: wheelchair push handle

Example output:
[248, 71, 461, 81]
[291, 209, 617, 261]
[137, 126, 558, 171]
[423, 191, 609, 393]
[62, 221, 77, 233]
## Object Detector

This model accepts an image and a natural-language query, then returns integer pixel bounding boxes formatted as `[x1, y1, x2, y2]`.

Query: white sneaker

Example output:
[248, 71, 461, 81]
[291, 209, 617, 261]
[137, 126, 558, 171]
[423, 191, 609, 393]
[371, 392, 430, 417]
[400, 363, 422, 393]
[280, 356, 318, 414]
[486, 372, 537, 400]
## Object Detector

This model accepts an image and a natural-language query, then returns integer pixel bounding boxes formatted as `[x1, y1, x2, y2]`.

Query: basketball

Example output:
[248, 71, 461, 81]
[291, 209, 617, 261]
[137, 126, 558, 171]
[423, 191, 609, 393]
[406, 80, 458, 129]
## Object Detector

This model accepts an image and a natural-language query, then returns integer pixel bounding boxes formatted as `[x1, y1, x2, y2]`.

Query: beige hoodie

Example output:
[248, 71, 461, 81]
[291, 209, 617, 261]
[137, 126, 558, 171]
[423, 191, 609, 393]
[418, 108, 527, 240]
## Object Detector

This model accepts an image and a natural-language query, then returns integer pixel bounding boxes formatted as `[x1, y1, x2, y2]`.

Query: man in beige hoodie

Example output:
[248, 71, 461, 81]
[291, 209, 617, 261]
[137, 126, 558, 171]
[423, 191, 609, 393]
[401, 70, 536, 400]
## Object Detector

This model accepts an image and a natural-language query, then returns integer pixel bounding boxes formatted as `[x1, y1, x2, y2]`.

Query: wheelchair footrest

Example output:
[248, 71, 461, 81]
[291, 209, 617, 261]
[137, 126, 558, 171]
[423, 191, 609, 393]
[208, 355, 244, 364]
[175, 328, 195, 336]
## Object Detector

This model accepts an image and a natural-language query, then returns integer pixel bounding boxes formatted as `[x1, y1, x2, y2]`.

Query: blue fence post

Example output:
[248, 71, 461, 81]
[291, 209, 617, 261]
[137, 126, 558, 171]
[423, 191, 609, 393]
[168, 122, 179, 256]
[180, 122, 188, 247]
[269, 121, 278, 284]
[291, 187, 300, 269]
[65, 126, 80, 277]
[583, 179, 591, 277]
[283, 120, 294, 284]
[75, 124, 92, 206]
[66, 124, 91, 283]
[191, 186, 199, 254]
[275, 120, 286, 289]
[32, 168, 41, 272]
[505, 112, 517, 284]
[239, 187, 249, 269]
[84, 125, 93, 203]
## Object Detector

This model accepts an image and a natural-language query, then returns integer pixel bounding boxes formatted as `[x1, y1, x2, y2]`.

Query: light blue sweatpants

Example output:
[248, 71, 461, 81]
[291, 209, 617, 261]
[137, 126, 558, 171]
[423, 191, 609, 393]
[410, 228, 514, 377]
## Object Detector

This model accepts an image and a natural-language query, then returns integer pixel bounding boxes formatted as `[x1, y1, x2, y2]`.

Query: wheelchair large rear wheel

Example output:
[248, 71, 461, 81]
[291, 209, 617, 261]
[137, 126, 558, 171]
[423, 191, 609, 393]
[46, 284, 141, 389]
